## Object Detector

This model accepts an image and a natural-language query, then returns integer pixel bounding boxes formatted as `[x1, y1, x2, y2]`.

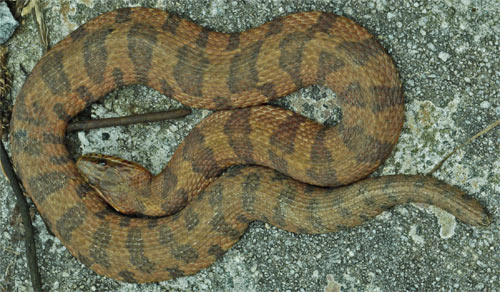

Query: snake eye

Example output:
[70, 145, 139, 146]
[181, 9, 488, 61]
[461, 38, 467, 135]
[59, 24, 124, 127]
[96, 159, 107, 166]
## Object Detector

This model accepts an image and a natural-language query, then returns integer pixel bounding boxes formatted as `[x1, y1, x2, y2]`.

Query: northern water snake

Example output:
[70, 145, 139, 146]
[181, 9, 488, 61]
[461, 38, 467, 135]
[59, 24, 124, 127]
[9, 7, 491, 283]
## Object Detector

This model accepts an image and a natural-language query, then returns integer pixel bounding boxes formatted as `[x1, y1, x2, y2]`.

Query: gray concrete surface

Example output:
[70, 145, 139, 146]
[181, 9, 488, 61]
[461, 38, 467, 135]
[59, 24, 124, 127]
[1, 0, 499, 291]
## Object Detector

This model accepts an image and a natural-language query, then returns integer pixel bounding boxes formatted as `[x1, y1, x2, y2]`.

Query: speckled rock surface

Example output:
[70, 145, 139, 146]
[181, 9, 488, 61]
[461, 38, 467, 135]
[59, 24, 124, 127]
[1, 0, 498, 291]
[0, 2, 18, 44]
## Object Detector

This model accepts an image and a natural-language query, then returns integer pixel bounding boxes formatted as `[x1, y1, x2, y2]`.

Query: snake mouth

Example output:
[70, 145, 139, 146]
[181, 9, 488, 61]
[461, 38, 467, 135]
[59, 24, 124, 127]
[76, 157, 101, 186]
[78, 172, 139, 215]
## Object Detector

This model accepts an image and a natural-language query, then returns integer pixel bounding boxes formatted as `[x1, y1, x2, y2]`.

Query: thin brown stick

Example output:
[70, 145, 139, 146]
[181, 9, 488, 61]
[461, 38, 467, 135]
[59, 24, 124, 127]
[0, 46, 11, 98]
[0, 141, 43, 292]
[67, 108, 191, 132]
[428, 118, 500, 175]
[0, 46, 12, 135]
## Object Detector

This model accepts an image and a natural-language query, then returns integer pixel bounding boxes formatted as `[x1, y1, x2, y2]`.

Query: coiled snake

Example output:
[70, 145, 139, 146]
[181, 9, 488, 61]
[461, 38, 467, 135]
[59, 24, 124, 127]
[9, 7, 491, 283]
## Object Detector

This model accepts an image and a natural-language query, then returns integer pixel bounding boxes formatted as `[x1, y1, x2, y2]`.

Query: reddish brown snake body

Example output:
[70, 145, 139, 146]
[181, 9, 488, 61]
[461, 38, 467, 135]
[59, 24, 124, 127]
[9, 7, 490, 282]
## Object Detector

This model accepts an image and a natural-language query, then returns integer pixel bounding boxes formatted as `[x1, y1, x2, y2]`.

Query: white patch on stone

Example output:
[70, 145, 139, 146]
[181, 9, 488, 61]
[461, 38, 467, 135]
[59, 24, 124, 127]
[480, 101, 491, 109]
[438, 51, 451, 61]
[324, 274, 342, 292]
[409, 225, 425, 245]
[430, 205, 457, 238]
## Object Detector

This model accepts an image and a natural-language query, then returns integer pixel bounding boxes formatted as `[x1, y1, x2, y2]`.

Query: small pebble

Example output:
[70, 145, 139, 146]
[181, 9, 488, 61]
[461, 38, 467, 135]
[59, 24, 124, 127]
[480, 101, 491, 109]
[438, 51, 450, 61]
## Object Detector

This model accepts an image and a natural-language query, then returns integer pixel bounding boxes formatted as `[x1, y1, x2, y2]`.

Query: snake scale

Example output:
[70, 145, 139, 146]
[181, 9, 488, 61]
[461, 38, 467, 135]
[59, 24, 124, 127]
[9, 7, 491, 283]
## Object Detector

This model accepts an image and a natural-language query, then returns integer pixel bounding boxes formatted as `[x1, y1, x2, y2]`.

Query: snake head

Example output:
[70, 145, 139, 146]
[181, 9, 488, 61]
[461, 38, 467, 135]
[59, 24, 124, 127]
[76, 153, 152, 215]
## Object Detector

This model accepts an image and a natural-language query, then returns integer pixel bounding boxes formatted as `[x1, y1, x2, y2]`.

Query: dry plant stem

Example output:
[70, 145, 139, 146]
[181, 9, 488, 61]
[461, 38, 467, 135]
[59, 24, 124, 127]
[14, 0, 26, 19]
[32, 0, 49, 52]
[428, 118, 500, 175]
[67, 108, 191, 132]
[0, 140, 42, 292]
